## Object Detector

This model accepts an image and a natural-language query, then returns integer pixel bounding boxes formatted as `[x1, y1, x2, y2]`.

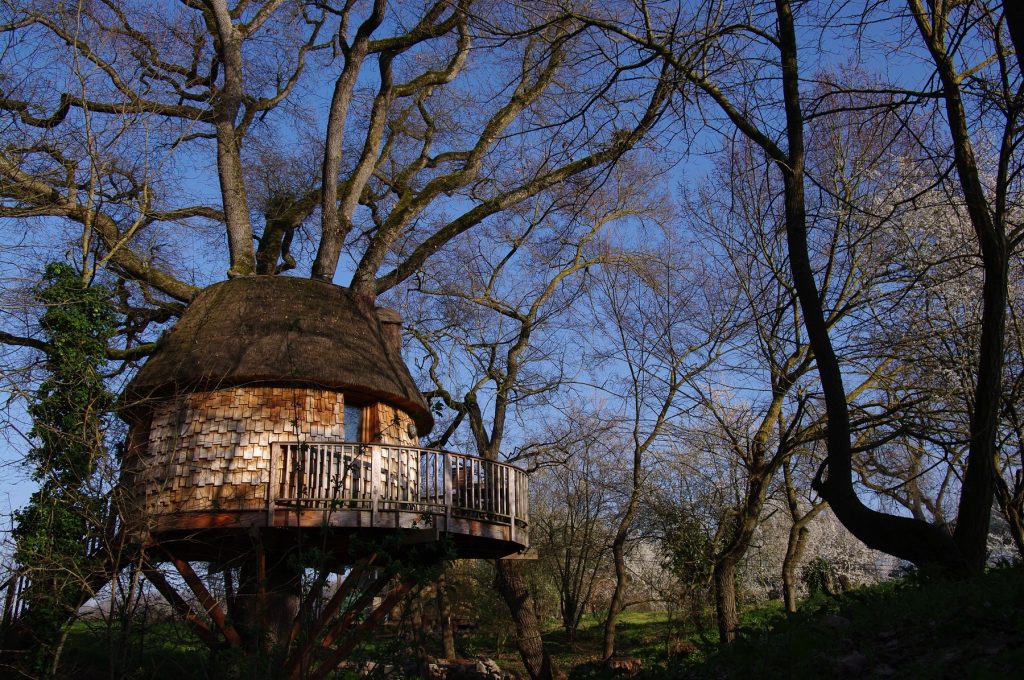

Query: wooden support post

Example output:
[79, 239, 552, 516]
[165, 552, 243, 647]
[267, 443, 279, 527]
[443, 451, 451, 534]
[510, 467, 517, 544]
[286, 554, 375, 650]
[286, 570, 391, 680]
[141, 562, 219, 648]
[257, 541, 268, 639]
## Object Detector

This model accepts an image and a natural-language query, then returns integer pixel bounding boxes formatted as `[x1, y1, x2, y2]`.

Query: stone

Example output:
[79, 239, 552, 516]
[605, 656, 642, 677]
[480, 658, 503, 679]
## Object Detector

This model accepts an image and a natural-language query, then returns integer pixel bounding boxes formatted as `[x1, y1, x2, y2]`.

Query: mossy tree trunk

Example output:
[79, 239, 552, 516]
[494, 560, 558, 680]
[437, 563, 456, 660]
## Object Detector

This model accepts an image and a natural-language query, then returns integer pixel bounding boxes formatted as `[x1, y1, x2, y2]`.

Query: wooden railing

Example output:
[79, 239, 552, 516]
[0, 570, 29, 631]
[1, 493, 120, 634]
[271, 443, 529, 541]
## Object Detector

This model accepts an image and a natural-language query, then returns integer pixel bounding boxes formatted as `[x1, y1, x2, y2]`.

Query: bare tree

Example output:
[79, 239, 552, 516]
[581, 224, 732, 657]
[401, 168, 663, 678]
[0, 1, 671, 308]
[528, 413, 617, 641]
[901, 0, 1024, 572]
[574, 0, 1023, 575]
[667, 93, 906, 638]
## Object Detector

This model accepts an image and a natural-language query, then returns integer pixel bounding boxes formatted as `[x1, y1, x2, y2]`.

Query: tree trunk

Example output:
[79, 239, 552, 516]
[493, 560, 557, 680]
[781, 462, 824, 614]
[437, 563, 456, 660]
[602, 437, 645, 660]
[710, 470, 773, 642]
[313, 1, 387, 283]
[256, 203, 301, 275]
[601, 539, 627, 659]
[713, 558, 739, 643]
[1003, 0, 1024, 77]
[232, 549, 302, 663]
[215, 123, 256, 278]
[782, 524, 810, 613]
[207, 2, 255, 278]
[908, 0, 1012, 576]
[561, 589, 579, 641]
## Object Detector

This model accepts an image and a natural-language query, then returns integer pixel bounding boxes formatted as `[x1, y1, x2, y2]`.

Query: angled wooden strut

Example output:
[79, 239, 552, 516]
[283, 555, 387, 680]
[309, 577, 417, 680]
[282, 554, 416, 680]
[140, 561, 219, 649]
[318, 570, 392, 650]
[286, 553, 378, 652]
[143, 547, 421, 680]
[164, 551, 244, 647]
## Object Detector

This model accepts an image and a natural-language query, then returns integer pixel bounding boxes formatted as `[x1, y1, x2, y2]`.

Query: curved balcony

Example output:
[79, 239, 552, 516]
[144, 443, 529, 561]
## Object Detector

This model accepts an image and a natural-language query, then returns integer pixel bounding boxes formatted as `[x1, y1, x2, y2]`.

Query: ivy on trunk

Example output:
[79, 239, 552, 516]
[12, 262, 115, 676]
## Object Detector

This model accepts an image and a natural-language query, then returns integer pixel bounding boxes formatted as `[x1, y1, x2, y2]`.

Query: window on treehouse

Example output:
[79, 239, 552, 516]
[344, 401, 383, 442]
[344, 404, 363, 442]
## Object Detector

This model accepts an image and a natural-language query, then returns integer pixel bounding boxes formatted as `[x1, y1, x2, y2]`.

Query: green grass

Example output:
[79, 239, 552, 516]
[547, 611, 683, 661]
[58, 619, 208, 680]
[517, 566, 1024, 679]
[674, 566, 1024, 679]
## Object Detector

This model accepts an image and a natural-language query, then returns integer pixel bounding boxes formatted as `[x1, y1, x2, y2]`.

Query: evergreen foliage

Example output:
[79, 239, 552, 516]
[12, 262, 116, 674]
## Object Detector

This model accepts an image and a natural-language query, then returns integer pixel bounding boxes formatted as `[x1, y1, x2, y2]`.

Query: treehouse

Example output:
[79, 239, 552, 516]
[119, 276, 529, 564]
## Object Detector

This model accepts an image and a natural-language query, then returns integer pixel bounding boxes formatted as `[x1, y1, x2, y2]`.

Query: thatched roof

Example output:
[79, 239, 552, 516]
[122, 276, 432, 433]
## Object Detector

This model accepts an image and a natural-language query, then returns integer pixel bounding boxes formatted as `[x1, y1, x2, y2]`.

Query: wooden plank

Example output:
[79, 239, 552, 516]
[151, 511, 267, 531]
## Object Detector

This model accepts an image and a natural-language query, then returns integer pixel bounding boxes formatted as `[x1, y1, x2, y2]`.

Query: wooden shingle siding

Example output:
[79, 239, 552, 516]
[374, 403, 418, 445]
[128, 386, 417, 515]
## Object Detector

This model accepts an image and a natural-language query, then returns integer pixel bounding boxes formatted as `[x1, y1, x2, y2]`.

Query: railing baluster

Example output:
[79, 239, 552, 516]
[266, 443, 277, 526]
[502, 466, 508, 517]
[509, 466, 517, 543]
[313, 446, 320, 503]
[302, 445, 307, 499]
[330, 445, 336, 501]
[371, 445, 379, 524]
[317, 446, 325, 506]
[284, 445, 292, 498]
[443, 451, 451, 532]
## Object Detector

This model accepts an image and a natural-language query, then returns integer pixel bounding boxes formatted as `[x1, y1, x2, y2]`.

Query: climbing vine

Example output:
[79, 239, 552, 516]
[12, 262, 116, 675]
